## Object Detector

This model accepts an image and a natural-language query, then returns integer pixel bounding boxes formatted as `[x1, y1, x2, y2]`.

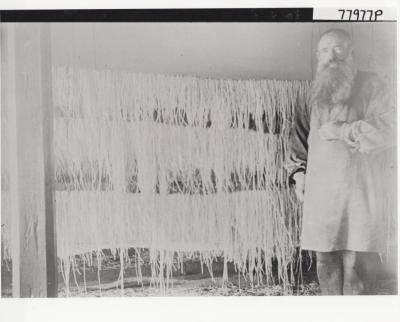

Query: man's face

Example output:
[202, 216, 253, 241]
[317, 34, 352, 72]
[311, 32, 357, 107]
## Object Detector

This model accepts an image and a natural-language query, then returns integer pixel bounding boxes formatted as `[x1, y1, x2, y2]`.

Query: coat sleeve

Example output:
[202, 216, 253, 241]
[285, 104, 311, 183]
[339, 76, 396, 154]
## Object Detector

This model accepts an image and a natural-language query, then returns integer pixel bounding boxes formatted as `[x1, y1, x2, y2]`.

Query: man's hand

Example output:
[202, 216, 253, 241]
[293, 172, 305, 202]
[318, 121, 342, 141]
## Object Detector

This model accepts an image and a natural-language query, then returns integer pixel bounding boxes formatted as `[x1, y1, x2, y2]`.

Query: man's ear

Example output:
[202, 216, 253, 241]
[347, 44, 354, 57]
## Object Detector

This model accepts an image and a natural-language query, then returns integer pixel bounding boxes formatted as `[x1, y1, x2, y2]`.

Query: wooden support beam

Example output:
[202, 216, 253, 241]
[41, 24, 58, 298]
[3, 23, 57, 297]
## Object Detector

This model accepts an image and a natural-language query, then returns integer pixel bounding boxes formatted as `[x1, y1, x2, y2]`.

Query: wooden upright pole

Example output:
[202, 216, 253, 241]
[41, 23, 58, 298]
[4, 23, 57, 297]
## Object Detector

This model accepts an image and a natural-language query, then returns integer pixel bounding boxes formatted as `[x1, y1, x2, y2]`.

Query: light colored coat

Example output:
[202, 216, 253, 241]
[288, 71, 396, 252]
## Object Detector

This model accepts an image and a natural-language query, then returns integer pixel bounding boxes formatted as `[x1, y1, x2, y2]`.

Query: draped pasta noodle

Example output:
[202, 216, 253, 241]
[6, 66, 393, 294]
[49, 66, 311, 293]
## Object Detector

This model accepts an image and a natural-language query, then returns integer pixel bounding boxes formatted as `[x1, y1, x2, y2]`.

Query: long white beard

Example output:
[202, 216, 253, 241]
[310, 59, 357, 108]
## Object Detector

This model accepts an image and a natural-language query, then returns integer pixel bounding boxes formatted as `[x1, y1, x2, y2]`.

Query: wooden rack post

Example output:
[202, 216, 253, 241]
[3, 23, 57, 297]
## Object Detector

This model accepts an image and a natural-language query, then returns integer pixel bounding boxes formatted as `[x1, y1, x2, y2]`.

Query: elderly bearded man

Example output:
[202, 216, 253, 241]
[287, 29, 396, 295]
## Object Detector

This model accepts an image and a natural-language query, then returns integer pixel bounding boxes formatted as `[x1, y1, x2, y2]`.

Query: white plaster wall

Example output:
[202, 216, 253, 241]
[50, 22, 396, 81]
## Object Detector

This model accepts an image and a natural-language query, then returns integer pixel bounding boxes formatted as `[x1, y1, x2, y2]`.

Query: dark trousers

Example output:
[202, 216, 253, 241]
[316, 250, 380, 295]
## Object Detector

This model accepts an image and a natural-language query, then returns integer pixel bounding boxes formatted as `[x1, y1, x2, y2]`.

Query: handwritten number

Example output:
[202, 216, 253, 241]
[337, 9, 383, 21]
[353, 9, 359, 20]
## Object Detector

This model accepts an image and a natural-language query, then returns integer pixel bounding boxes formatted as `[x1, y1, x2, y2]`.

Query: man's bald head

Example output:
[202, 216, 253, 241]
[319, 29, 352, 47]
